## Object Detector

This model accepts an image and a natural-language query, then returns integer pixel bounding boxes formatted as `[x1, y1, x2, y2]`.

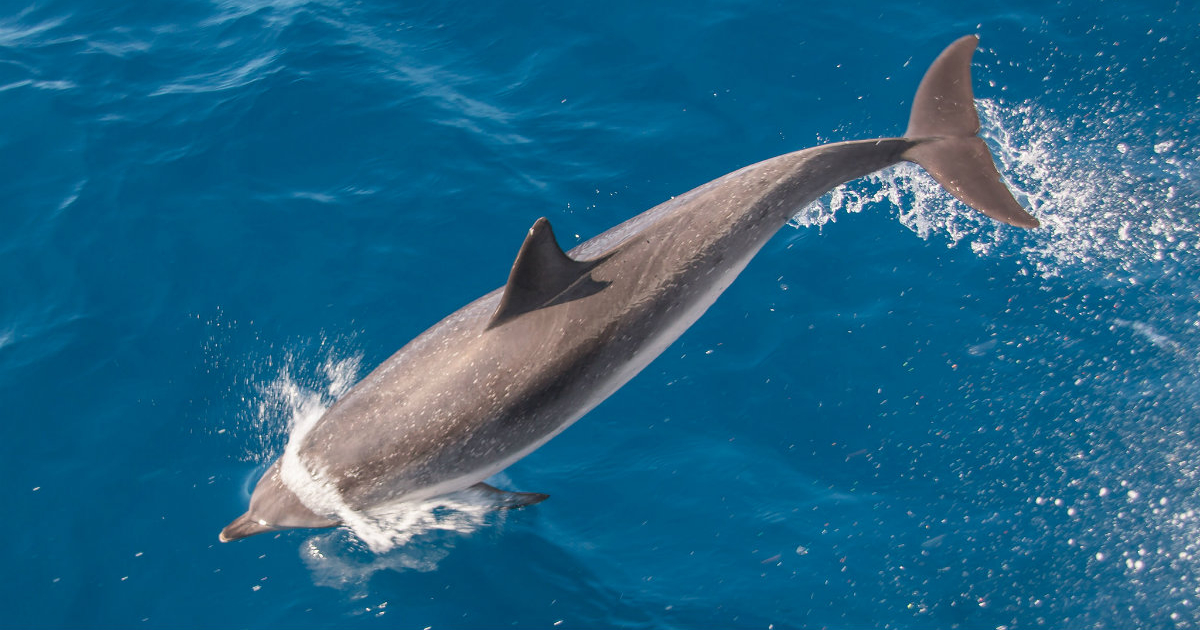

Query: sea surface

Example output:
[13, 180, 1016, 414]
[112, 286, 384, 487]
[3, 0, 1198, 628]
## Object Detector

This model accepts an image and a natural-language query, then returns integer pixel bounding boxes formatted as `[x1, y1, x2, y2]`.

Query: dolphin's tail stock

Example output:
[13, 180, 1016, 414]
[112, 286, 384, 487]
[901, 35, 1039, 228]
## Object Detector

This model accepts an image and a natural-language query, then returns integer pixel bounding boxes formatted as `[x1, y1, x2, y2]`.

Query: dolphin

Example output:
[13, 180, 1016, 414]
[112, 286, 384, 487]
[220, 35, 1038, 542]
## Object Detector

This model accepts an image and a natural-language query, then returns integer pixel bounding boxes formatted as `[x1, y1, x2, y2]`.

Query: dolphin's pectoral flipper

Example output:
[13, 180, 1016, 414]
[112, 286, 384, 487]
[488, 217, 609, 329]
[463, 482, 550, 509]
[901, 35, 1039, 228]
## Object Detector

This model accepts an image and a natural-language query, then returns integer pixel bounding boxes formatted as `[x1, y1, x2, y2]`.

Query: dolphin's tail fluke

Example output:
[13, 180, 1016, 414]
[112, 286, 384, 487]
[901, 35, 1039, 228]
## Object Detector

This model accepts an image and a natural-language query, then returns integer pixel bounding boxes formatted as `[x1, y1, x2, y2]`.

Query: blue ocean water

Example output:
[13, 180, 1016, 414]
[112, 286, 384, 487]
[3, 0, 1198, 627]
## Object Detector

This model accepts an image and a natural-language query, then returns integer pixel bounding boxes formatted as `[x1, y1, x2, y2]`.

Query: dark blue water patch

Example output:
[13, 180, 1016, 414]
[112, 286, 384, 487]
[3, 0, 1200, 627]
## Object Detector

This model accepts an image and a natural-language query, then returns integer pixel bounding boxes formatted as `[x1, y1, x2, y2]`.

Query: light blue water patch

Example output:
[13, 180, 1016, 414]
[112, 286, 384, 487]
[2, 0, 1198, 627]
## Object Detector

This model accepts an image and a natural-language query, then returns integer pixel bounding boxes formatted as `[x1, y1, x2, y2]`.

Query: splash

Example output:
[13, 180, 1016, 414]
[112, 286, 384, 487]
[232, 338, 362, 464]
[787, 77, 1200, 623]
[227, 334, 502, 579]
[295, 483, 515, 593]
[299, 489, 507, 589]
[787, 89, 1200, 379]
[792, 96, 1200, 287]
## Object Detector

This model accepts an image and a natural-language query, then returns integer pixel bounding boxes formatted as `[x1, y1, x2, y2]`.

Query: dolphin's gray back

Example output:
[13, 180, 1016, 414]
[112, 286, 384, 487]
[299, 138, 914, 509]
[570, 138, 911, 261]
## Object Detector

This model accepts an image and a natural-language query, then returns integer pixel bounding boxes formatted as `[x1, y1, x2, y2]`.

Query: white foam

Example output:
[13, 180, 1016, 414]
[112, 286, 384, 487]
[246, 345, 499, 558]
[295, 480, 503, 583]
[792, 96, 1200, 288]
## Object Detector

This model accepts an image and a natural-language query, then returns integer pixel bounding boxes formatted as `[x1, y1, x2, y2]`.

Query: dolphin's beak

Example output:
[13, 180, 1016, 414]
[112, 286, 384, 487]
[218, 512, 277, 542]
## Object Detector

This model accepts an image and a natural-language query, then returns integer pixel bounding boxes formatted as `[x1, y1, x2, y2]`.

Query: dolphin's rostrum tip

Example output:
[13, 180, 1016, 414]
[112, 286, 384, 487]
[219, 511, 275, 543]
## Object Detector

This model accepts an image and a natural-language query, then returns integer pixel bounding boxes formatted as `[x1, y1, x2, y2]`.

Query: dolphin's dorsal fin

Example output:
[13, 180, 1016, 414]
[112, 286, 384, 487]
[488, 217, 600, 329]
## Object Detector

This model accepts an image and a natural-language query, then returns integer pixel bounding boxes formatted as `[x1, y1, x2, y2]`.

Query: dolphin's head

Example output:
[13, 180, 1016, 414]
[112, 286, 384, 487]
[219, 459, 340, 542]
